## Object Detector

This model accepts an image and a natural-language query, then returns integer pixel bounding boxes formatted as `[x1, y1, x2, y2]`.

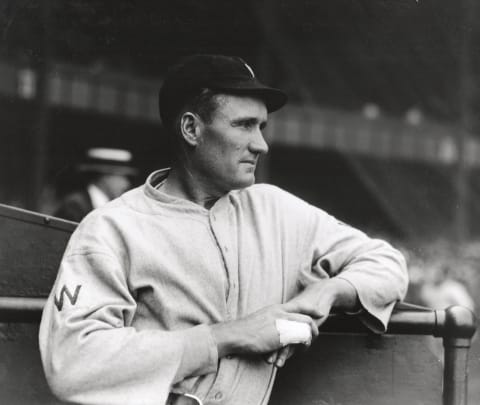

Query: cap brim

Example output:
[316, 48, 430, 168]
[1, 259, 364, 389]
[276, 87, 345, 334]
[211, 81, 287, 113]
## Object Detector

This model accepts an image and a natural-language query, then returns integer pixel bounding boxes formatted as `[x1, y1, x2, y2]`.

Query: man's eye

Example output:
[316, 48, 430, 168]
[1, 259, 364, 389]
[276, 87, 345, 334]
[232, 120, 264, 130]
[241, 122, 254, 129]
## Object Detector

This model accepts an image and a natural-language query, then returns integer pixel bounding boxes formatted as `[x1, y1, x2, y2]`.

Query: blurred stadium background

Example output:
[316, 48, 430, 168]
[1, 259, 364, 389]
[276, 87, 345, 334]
[1, 0, 479, 402]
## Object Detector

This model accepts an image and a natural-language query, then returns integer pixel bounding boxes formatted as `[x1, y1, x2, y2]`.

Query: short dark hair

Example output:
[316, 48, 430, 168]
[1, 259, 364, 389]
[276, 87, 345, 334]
[166, 88, 223, 146]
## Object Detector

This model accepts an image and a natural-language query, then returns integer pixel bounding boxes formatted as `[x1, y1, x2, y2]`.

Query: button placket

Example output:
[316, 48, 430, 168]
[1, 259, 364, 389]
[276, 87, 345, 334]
[210, 204, 235, 296]
[210, 197, 239, 320]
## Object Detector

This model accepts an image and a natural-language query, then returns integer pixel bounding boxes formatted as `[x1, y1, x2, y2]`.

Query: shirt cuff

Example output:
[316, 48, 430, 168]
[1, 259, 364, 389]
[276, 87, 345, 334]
[335, 274, 395, 334]
[176, 324, 219, 380]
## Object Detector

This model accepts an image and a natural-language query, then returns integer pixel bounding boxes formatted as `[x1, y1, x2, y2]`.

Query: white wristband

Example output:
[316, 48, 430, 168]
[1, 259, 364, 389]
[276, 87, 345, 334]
[275, 319, 312, 346]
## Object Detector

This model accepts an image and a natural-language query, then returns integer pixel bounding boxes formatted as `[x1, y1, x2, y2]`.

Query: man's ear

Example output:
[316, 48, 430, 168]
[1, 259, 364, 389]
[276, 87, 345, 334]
[180, 112, 201, 146]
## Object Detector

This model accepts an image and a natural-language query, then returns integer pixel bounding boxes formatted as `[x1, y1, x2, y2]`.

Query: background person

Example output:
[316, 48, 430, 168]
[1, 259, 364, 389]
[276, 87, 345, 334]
[54, 147, 138, 222]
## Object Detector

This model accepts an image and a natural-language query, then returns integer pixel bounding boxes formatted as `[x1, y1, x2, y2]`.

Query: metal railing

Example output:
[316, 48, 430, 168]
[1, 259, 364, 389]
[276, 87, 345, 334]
[0, 297, 476, 405]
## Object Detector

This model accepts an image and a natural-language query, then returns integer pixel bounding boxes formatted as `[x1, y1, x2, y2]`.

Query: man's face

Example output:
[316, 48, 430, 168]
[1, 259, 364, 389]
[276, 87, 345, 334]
[193, 94, 269, 193]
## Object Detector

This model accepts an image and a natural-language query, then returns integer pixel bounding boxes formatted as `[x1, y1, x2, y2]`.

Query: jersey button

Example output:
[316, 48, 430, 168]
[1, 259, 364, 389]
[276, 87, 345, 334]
[214, 391, 223, 400]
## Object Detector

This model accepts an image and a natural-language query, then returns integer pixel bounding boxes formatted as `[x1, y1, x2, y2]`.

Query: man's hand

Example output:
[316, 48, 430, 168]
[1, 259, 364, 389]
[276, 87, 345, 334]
[265, 345, 296, 368]
[284, 277, 360, 327]
[210, 278, 358, 367]
[263, 278, 360, 368]
[210, 304, 318, 358]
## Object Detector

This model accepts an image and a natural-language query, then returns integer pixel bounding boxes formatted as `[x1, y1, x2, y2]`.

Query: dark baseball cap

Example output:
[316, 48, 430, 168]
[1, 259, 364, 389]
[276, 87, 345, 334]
[158, 54, 287, 127]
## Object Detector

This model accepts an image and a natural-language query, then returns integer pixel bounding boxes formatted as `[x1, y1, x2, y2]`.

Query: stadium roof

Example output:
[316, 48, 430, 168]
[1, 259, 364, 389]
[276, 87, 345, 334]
[1, 0, 479, 129]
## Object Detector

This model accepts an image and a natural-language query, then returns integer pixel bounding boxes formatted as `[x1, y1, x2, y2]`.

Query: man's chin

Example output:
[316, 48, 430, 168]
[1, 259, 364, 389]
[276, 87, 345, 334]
[231, 175, 255, 190]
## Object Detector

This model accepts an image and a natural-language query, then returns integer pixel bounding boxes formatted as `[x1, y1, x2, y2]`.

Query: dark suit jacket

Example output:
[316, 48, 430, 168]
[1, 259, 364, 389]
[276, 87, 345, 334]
[54, 189, 94, 223]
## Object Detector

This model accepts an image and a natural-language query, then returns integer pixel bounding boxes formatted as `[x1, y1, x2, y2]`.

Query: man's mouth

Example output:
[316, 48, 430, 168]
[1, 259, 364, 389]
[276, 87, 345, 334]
[241, 159, 257, 165]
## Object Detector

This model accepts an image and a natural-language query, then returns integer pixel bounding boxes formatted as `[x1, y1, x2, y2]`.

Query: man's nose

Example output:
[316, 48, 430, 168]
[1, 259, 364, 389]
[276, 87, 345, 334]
[249, 128, 269, 155]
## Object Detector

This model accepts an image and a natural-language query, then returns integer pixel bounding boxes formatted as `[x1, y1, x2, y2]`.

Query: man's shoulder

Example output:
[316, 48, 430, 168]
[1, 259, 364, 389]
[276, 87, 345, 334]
[66, 188, 146, 252]
[237, 183, 332, 221]
[79, 186, 143, 224]
[240, 183, 301, 202]
[235, 183, 312, 211]
[241, 183, 287, 198]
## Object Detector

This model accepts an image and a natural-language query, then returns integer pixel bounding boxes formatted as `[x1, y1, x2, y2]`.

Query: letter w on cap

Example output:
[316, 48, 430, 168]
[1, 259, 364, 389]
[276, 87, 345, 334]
[54, 285, 82, 311]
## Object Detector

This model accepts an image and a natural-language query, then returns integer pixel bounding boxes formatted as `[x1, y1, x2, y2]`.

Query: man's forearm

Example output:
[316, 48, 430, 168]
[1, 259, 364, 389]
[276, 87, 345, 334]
[283, 277, 362, 325]
[329, 277, 361, 312]
[209, 304, 319, 358]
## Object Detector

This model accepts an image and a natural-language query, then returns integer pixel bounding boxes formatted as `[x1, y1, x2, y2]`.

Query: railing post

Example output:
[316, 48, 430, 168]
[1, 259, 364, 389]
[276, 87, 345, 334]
[438, 306, 477, 405]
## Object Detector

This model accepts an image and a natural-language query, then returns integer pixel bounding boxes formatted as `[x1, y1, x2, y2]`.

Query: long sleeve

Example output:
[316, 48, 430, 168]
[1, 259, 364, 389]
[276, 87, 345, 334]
[39, 239, 218, 404]
[299, 205, 409, 333]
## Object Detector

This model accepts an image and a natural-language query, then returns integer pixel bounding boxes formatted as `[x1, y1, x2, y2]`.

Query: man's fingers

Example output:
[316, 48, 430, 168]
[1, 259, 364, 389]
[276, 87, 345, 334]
[282, 300, 302, 313]
[275, 318, 316, 347]
[265, 351, 277, 364]
[282, 312, 319, 338]
[274, 346, 291, 368]
[284, 300, 329, 320]
[283, 295, 317, 312]
[315, 314, 329, 328]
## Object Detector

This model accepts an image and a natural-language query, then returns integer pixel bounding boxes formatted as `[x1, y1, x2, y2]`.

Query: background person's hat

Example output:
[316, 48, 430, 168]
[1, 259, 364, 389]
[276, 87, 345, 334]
[158, 54, 288, 127]
[76, 147, 138, 177]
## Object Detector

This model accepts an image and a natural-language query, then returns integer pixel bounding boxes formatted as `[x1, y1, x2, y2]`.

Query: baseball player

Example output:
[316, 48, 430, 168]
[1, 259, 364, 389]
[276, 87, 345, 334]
[40, 54, 408, 405]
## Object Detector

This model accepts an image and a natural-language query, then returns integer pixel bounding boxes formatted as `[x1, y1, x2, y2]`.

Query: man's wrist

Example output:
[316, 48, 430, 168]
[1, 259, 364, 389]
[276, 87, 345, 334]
[210, 321, 252, 358]
[329, 277, 361, 312]
[210, 322, 237, 358]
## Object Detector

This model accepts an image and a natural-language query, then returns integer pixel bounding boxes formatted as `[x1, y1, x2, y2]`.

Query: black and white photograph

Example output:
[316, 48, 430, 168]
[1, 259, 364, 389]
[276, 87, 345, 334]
[0, 1, 478, 404]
